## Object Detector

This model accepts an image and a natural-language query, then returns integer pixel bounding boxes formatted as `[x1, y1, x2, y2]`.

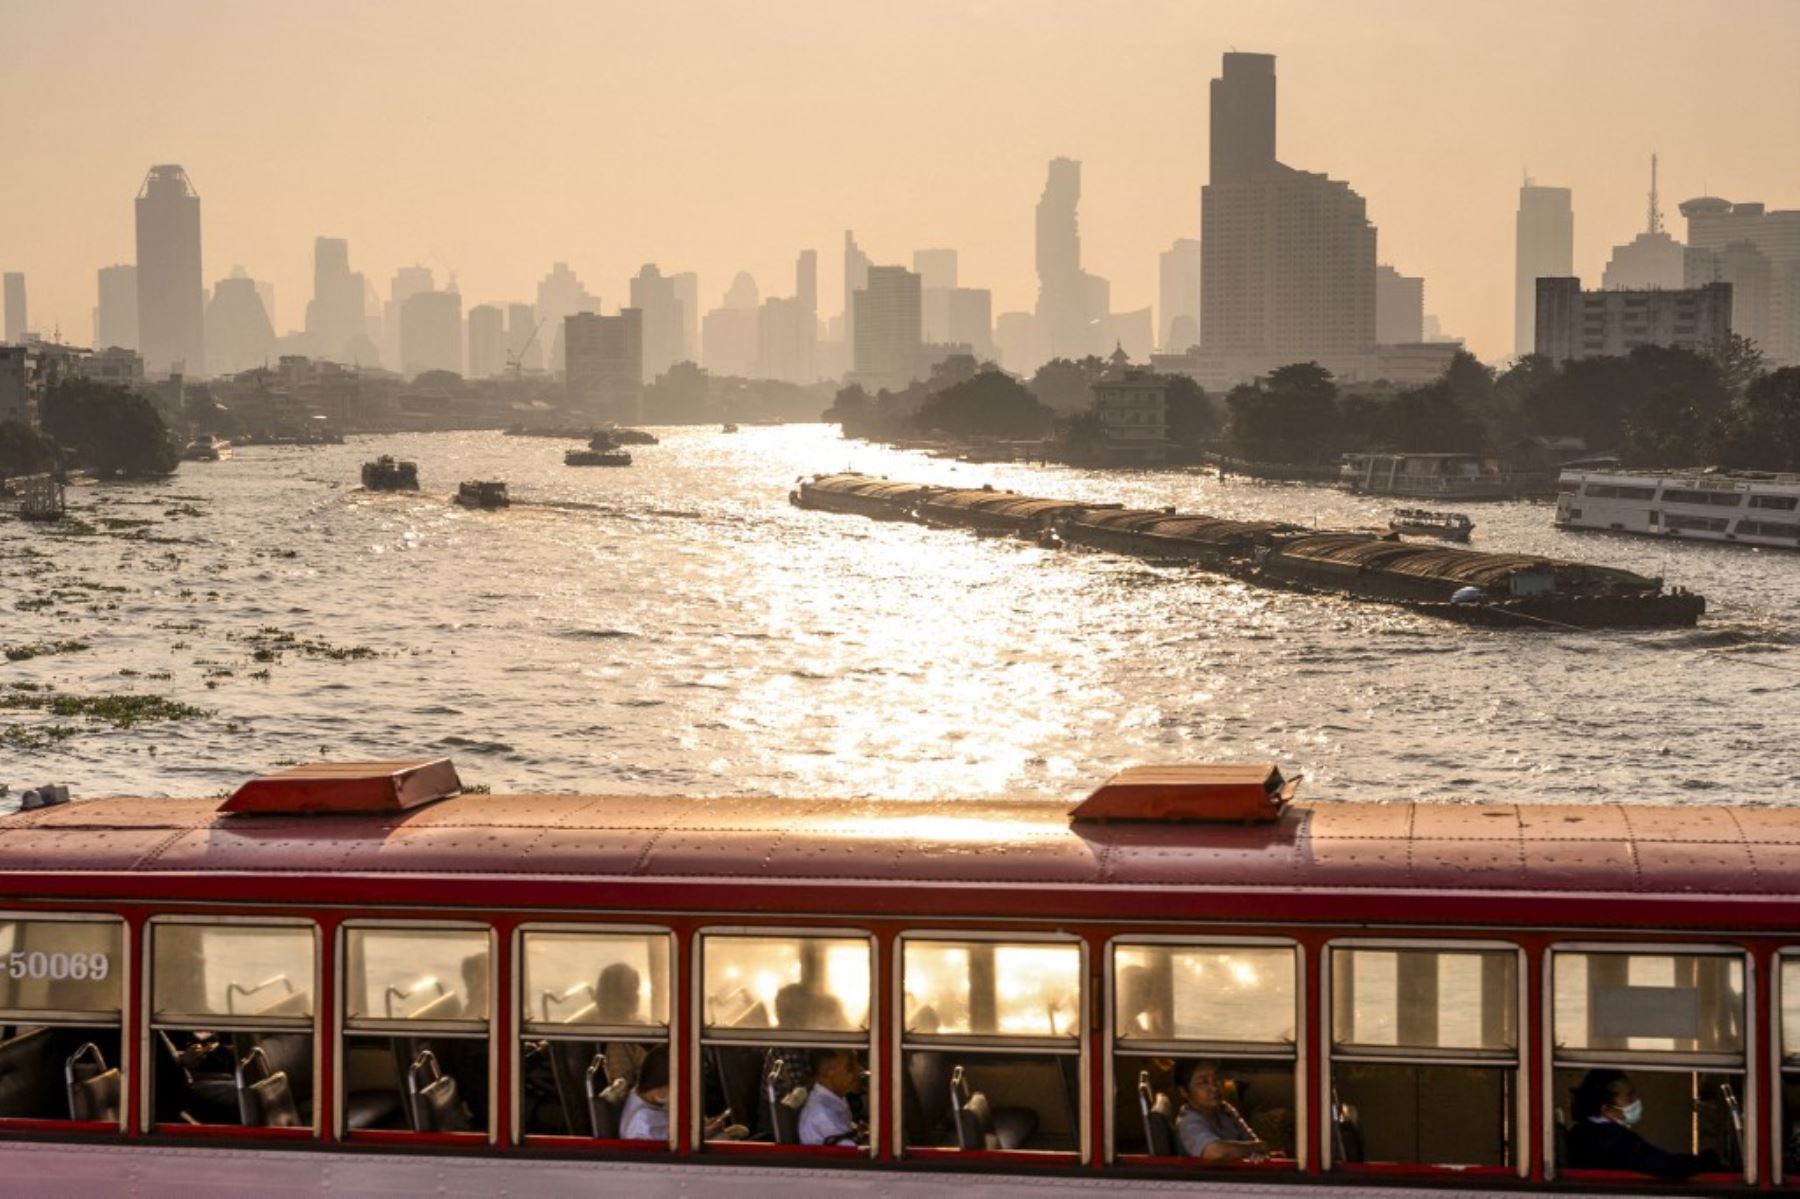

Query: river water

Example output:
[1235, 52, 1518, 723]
[3, 426, 1797, 805]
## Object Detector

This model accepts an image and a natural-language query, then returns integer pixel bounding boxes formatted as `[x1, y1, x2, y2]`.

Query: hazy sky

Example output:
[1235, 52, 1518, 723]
[5, 0, 1799, 364]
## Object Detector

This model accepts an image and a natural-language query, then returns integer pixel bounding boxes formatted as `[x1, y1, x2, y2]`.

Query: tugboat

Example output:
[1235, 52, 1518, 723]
[721, 422, 739, 433]
[564, 448, 632, 467]
[181, 434, 232, 461]
[1388, 508, 1474, 542]
[361, 455, 420, 491]
[454, 480, 509, 509]
[606, 427, 660, 446]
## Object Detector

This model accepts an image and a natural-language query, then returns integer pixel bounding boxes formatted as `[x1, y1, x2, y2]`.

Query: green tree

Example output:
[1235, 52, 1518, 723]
[40, 378, 179, 477]
[1384, 381, 1487, 452]
[645, 361, 710, 423]
[823, 382, 871, 430]
[1227, 362, 1341, 463]
[1703, 333, 1766, 400]
[1716, 367, 1800, 471]
[1028, 356, 1106, 413]
[1617, 345, 1731, 467]
[1162, 374, 1215, 446]
[918, 370, 1051, 438]
[0, 420, 58, 477]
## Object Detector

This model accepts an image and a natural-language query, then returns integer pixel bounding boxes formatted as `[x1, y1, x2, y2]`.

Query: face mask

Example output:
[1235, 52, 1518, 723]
[1617, 1099, 1644, 1126]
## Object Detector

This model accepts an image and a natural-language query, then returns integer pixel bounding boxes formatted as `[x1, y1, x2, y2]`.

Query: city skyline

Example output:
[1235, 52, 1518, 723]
[4, 0, 1800, 364]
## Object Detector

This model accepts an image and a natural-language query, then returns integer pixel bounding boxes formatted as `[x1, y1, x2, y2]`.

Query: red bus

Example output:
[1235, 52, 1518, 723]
[0, 758, 1794, 1194]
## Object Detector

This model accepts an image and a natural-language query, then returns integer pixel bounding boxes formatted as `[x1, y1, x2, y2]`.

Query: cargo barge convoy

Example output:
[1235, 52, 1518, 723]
[792, 472, 1704, 629]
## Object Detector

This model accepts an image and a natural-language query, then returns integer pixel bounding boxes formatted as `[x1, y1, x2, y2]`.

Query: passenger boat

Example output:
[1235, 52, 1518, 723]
[454, 480, 509, 509]
[1388, 508, 1473, 542]
[565, 449, 632, 468]
[1556, 468, 1800, 549]
[0, 757, 1792, 1193]
[1341, 453, 1514, 501]
[180, 435, 232, 462]
[360, 456, 419, 492]
[721, 423, 738, 433]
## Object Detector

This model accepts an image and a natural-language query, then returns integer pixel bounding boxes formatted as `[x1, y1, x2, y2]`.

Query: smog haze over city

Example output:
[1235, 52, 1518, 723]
[6, 0, 1800, 363]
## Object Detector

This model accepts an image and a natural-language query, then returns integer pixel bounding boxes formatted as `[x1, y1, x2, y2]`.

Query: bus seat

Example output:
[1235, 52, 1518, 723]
[253, 991, 312, 1020]
[585, 1056, 629, 1138]
[236, 1046, 302, 1128]
[768, 1065, 808, 1145]
[955, 1089, 1000, 1150]
[949, 1064, 1036, 1151]
[1553, 1105, 1569, 1168]
[1138, 1070, 1176, 1156]
[407, 1050, 472, 1133]
[1330, 1088, 1364, 1165]
[906, 1050, 952, 1137]
[547, 1041, 590, 1136]
[0, 1027, 55, 1118]
[65, 1043, 120, 1123]
[345, 1087, 403, 1131]
[1721, 1083, 1745, 1170]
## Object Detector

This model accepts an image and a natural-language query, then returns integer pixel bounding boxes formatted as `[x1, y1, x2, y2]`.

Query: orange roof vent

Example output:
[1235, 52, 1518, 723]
[1069, 763, 1298, 825]
[219, 758, 463, 815]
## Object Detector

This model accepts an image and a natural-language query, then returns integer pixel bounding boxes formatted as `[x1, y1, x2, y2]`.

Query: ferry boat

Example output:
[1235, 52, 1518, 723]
[180, 435, 232, 462]
[1556, 467, 1800, 548]
[360, 456, 419, 492]
[1341, 453, 1513, 501]
[1387, 508, 1474, 542]
[565, 448, 632, 467]
[0, 757, 1793, 1194]
[454, 480, 509, 509]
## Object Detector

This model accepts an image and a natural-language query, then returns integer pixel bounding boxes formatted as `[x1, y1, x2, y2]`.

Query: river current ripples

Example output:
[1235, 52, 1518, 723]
[3, 425, 1797, 806]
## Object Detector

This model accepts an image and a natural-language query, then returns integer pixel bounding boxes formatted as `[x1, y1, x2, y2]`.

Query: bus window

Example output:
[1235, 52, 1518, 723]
[516, 928, 672, 1142]
[0, 916, 125, 1126]
[1329, 943, 1519, 1172]
[900, 936, 1082, 1155]
[1782, 955, 1800, 1184]
[697, 932, 872, 1151]
[148, 921, 315, 1130]
[1551, 948, 1745, 1182]
[1111, 942, 1297, 1165]
[341, 925, 491, 1138]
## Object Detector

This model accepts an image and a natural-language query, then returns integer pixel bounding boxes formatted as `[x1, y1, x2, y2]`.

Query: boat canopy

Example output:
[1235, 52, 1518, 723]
[1271, 533, 1661, 592]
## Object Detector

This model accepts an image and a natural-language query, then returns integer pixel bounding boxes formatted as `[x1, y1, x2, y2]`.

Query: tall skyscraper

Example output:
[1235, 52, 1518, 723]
[467, 304, 507, 378]
[1375, 265, 1425, 345]
[135, 165, 205, 376]
[630, 264, 686, 381]
[537, 262, 597, 374]
[796, 249, 817, 320]
[1515, 182, 1574, 357]
[399, 289, 463, 377]
[1200, 53, 1377, 378]
[1602, 159, 1685, 293]
[384, 266, 435, 370]
[94, 264, 138, 350]
[506, 303, 542, 374]
[1158, 238, 1201, 351]
[852, 265, 922, 391]
[1035, 158, 1086, 361]
[1683, 194, 1800, 365]
[945, 288, 994, 359]
[912, 249, 958, 290]
[702, 272, 760, 377]
[565, 309, 643, 419]
[672, 271, 699, 365]
[3, 273, 26, 343]
[205, 271, 275, 376]
[305, 237, 368, 363]
[842, 232, 870, 354]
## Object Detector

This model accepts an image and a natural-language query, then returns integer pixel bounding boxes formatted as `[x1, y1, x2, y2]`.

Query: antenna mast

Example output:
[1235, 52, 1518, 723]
[1647, 153, 1663, 235]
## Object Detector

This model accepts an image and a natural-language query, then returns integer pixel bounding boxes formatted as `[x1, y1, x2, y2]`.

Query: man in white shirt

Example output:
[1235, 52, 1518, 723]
[797, 1047, 866, 1147]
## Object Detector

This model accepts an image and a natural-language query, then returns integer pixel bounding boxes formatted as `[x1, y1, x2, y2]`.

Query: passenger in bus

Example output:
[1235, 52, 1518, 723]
[763, 980, 851, 1099]
[1175, 1059, 1269, 1165]
[797, 1048, 866, 1147]
[597, 962, 647, 1088]
[1567, 1069, 1724, 1180]
[621, 1047, 737, 1142]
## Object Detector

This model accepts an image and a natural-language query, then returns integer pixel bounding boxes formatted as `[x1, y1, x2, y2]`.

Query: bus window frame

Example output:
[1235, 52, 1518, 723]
[1102, 933, 1305, 1170]
[1777, 947, 1800, 1190]
[894, 928, 1088, 1163]
[1545, 941, 1755, 1187]
[692, 924, 878, 1160]
[334, 919, 497, 1146]
[1322, 936, 1528, 1179]
[0, 910, 129, 1135]
[509, 921, 676, 1151]
[140, 913, 321, 1138]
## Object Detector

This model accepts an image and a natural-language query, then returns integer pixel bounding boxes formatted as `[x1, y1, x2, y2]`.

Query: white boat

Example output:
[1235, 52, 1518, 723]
[1340, 453, 1514, 500]
[181, 434, 232, 461]
[1555, 467, 1800, 548]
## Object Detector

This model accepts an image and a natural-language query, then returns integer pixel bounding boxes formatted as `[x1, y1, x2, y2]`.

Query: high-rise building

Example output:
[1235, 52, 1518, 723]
[205, 271, 276, 376]
[842, 232, 871, 355]
[1682, 195, 1800, 365]
[384, 266, 435, 369]
[914, 249, 961, 345]
[467, 304, 507, 378]
[565, 309, 643, 419]
[702, 272, 760, 378]
[1158, 238, 1201, 351]
[3, 273, 26, 342]
[852, 265, 922, 391]
[1515, 182, 1574, 357]
[1602, 157, 1687, 293]
[944, 288, 993, 359]
[399, 289, 463, 377]
[912, 249, 958, 290]
[796, 250, 817, 320]
[672, 271, 699, 365]
[1375, 265, 1425, 345]
[1535, 277, 1733, 361]
[94, 264, 138, 350]
[537, 262, 597, 374]
[305, 237, 368, 363]
[630, 264, 686, 381]
[506, 303, 542, 374]
[1035, 158, 1088, 361]
[135, 165, 205, 376]
[756, 296, 816, 383]
[1200, 53, 1376, 380]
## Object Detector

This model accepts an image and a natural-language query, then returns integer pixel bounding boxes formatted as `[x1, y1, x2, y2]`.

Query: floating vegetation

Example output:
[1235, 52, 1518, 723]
[164, 504, 206, 518]
[14, 596, 55, 612]
[238, 626, 378, 662]
[97, 517, 157, 530]
[0, 691, 212, 728]
[42, 516, 98, 537]
[0, 724, 79, 750]
[3, 639, 91, 662]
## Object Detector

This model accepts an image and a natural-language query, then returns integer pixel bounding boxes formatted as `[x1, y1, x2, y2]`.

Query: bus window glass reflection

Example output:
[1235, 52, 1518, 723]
[516, 929, 671, 1141]
[1329, 945, 1520, 1171]
[1551, 949, 1745, 1182]
[148, 922, 315, 1129]
[698, 933, 872, 1150]
[1112, 943, 1298, 1164]
[0, 917, 125, 1126]
[341, 926, 492, 1137]
[901, 937, 1082, 1155]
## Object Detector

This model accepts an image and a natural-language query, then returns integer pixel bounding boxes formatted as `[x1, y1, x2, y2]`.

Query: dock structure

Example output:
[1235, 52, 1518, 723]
[0, 474, 66, 521]
[790, 472, 1705, 630]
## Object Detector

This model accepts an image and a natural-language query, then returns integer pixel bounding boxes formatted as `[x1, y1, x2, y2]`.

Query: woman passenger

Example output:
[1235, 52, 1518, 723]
[1175, 1058, 1268, 1164]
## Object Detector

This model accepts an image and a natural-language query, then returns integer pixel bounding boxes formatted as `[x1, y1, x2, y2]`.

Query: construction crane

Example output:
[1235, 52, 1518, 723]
[506, 318, 545, 382]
